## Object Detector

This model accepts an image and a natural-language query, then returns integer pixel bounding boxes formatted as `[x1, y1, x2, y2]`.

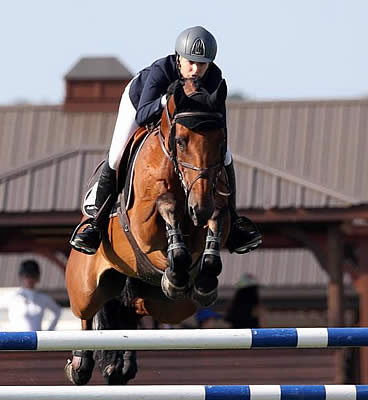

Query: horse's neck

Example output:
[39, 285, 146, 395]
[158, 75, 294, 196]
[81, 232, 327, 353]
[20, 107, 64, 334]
[132, 130, 174, 196]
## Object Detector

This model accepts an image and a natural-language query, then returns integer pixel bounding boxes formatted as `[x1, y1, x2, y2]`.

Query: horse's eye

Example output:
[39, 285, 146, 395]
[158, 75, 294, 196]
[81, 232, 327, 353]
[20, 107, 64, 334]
[176, 138, 186, 151]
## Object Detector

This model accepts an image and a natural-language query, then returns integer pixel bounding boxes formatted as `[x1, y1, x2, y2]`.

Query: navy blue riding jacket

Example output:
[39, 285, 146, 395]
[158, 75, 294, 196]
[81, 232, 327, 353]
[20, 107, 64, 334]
[129, 54, 224, 126]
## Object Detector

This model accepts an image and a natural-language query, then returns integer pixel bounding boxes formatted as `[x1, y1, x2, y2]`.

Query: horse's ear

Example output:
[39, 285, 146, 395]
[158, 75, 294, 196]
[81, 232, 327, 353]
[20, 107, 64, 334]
[209, 79, 227, 110]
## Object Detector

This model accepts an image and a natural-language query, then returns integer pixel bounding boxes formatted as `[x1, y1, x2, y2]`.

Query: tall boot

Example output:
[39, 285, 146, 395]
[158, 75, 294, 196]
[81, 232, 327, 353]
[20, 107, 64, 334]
[70, 160, 117, 255]
[225, 161, 262, 254]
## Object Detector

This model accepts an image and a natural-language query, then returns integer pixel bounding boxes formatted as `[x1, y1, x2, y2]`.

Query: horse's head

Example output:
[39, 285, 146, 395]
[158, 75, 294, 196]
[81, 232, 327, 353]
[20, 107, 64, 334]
[159, 78, 227, 227]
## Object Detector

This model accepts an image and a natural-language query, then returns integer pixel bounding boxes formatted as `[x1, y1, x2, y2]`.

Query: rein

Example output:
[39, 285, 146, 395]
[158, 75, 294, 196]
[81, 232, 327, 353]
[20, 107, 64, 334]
[158, 104, 226, 200]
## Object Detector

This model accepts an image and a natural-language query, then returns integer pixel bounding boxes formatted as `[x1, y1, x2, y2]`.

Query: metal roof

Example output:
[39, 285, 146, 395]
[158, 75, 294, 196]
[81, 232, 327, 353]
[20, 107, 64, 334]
[64, 57, 133, 80]
[0, 147, 106, 212]
[0, 146, 360, 213]
[0, 105, 114, 172]
[1, 98, 367, 291]
[227, 99, 368, 206]
[1, 99, 367, 212]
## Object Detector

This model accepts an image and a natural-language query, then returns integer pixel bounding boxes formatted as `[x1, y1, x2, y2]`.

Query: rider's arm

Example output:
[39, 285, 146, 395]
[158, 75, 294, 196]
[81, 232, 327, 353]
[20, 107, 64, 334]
[134, 63, 171, 126]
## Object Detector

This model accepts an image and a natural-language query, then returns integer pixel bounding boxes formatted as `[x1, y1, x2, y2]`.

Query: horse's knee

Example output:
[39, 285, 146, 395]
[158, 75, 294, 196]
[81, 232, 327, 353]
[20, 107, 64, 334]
[156, 193, 177, 225]
[156, 192, 176, 209]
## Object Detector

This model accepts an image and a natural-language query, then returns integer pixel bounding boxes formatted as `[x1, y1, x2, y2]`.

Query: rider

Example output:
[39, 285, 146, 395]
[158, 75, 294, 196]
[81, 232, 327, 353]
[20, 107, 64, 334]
[70, 26, 262, 255]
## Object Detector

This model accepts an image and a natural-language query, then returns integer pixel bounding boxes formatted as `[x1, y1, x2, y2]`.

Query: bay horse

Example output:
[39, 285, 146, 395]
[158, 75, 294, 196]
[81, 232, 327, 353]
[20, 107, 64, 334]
[65, 78, 230, 385]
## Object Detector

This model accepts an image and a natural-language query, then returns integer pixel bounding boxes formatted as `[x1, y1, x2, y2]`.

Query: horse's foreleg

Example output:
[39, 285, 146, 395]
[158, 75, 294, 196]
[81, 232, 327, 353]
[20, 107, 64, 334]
[156, 192, 192, 299]
[94, 297, 139, 385]
[64, 319, 95, 385]
[192, 207, 227, 306]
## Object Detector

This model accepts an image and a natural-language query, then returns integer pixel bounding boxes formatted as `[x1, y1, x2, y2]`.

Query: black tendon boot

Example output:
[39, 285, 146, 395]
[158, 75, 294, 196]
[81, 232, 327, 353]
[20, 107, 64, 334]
[70, 161, 117, 255]
[225, 161, 262, 254]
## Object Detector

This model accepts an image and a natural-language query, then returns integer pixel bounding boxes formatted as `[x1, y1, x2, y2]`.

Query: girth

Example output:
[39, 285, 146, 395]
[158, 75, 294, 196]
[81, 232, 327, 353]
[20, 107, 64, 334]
[117, 193, 164, 287]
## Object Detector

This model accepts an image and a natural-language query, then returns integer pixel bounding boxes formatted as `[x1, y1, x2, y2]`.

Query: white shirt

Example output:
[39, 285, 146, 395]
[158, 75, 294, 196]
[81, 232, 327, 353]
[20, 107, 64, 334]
[7, 288, 61, 331]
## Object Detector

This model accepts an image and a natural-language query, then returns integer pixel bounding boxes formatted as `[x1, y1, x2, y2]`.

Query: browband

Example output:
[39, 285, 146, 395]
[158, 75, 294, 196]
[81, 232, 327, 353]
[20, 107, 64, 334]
[173, 111, 223, 122]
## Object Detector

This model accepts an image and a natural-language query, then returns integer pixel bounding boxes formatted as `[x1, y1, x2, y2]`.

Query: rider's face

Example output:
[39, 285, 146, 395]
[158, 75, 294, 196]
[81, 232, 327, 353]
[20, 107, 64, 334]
[179, 56, 209, 79]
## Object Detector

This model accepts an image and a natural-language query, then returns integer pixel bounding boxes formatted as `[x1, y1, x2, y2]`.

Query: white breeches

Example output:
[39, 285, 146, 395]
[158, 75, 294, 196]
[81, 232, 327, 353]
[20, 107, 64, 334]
[108, 77, 232, 170]
[108, 78, 139, 170]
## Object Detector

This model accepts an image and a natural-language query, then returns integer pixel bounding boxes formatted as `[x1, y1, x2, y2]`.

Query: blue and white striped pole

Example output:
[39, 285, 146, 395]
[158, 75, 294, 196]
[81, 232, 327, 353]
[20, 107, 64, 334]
[1, 328, 368, 351]
[0, 385, 367, 399]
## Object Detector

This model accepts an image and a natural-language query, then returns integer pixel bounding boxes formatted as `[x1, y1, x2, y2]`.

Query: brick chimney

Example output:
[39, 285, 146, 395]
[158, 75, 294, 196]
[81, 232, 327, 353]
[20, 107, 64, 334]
[64, 57, 133, 112]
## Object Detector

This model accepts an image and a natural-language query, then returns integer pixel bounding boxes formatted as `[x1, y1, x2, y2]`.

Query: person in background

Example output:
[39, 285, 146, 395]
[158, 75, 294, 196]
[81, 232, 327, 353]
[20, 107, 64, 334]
[224, 273, 260, 328]
[7, 260, 61, 331]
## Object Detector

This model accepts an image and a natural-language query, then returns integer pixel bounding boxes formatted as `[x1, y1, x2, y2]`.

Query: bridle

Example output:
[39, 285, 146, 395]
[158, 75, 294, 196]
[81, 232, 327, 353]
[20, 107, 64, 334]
[157, 102, 226, 199]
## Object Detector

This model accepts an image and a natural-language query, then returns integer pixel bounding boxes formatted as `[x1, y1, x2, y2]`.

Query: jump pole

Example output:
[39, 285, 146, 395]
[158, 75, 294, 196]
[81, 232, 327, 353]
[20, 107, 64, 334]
[0, 385, 368, 400]
[1, 328, 368, 351]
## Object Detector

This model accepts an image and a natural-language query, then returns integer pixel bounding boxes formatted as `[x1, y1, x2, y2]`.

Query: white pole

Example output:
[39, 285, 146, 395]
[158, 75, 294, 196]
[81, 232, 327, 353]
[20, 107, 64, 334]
[0, 386, 205, 400]
[36, 329, 253, 350]
[0, 385, 364, 400]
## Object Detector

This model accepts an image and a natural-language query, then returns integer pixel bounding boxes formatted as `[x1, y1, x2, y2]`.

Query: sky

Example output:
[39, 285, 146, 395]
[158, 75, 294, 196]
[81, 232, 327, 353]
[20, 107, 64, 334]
[1, 0, 368, 104]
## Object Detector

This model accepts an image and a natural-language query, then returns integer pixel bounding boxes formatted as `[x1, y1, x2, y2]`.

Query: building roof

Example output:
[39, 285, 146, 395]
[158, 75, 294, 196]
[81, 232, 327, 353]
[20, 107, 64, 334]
[227, 98, 368, 206]
[64, 57, 133, 81]
[1, 99, 367, 212]
[1, 98, 367, 293]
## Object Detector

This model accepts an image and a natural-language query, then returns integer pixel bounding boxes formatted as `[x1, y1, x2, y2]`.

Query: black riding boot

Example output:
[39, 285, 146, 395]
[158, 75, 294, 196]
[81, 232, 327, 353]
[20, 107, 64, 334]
[70, 161, 117, 255]
[225, 161, 262, 254]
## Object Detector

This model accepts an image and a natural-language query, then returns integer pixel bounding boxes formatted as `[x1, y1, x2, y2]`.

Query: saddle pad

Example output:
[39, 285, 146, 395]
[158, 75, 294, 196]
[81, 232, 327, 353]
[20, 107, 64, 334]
[82, 132, 151, 219]
[82, 183, 118, 218]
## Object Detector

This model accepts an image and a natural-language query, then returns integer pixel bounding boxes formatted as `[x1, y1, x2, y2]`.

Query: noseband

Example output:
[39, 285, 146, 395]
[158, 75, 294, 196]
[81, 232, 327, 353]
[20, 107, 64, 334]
[158, 104, 225, 198]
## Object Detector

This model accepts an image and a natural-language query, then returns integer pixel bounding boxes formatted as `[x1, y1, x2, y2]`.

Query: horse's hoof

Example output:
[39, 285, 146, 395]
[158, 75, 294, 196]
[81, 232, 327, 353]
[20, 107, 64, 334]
[161, 270, 191, 300]
[122, 351, 138, 382]
[102, 360, 137, 385]
[64, 358, 94, 386]
[64, 359, 75, 383]
[103, 364, 129, 385]
[192, 286, 218, 307]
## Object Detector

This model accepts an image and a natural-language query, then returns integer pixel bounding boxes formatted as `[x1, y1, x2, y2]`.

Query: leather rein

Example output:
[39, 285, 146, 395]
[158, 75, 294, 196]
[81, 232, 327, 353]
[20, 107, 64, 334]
[157, 104, 226, 199]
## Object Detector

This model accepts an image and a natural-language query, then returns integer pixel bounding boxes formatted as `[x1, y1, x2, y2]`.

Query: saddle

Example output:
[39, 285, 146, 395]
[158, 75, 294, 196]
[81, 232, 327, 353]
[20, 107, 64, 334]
[82, 126, 150, 219]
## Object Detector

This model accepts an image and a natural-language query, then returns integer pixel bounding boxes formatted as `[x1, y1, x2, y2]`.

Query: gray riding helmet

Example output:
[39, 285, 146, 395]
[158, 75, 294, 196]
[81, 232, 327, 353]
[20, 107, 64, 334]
[175, 26, 217, 63]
